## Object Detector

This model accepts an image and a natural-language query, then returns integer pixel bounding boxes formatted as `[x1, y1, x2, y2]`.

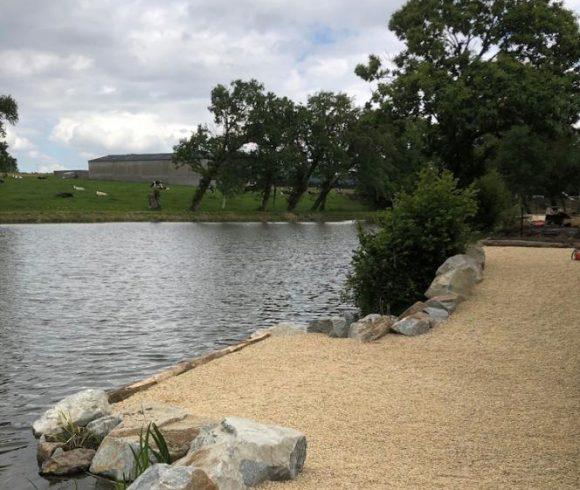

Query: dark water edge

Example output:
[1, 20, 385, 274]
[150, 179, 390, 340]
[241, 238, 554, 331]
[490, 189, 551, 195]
[0, 222, 359, 488]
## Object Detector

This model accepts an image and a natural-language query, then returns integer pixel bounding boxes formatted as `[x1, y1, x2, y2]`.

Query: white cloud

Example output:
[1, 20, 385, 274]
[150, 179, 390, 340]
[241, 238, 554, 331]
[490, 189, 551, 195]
[50, 111, 194, 155]
[5, 127, 35, 151]
[0, 50, 93, 77]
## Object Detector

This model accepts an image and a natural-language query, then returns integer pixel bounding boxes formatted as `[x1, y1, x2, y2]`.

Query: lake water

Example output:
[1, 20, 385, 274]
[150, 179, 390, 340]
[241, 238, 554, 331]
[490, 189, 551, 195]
[0, 222, 359, 488]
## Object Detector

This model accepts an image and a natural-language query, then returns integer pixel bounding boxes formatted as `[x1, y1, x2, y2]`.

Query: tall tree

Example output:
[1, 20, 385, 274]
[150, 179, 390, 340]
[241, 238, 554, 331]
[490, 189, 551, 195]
[0, 95, 19, 174]
[310, 92, 359, 211]
[246, 92, 299, 211]
[173, 80, 263, 211]
[356, 0, 580, 186]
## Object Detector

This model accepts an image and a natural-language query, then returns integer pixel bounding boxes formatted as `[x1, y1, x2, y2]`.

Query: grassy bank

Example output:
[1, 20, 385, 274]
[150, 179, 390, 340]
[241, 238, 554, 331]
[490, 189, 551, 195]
[0, 175, 379, 223]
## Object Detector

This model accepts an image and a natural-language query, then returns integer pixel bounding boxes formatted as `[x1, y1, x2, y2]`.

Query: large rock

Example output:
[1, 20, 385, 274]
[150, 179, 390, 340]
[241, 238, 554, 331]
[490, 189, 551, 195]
[348, 314, 396, 342]
[398, 301, 427, 319]
[306, 316, 341, 335]
[466, 244, 485, 269]
[86, 414, 122, 439]
[423, 306, 449, 324]
[175, 417, 307, 488]
[425, 293, 461, 313]
[425, 267, 478, 300]
[436, 254, 483, 283]
[128, 463, 217, 490]
[32, 389, 112, 437]
[89, 404, 214, 481]
[40, 448, 96, 476]
[391, 312, 434, 336]
[307, 316, 351, 338]
[253, 322, 306, 338]
[36, 436, 65, 463]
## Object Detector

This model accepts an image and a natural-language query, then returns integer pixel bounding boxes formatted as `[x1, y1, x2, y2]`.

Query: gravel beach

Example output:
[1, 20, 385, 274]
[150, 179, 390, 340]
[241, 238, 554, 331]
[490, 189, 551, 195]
[116, 247, 580, 489]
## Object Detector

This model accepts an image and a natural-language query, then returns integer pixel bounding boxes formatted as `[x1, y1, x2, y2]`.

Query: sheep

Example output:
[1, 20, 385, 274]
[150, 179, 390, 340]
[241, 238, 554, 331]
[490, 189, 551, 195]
[73, 185, 85, 191]
[96, 191, 108, 196]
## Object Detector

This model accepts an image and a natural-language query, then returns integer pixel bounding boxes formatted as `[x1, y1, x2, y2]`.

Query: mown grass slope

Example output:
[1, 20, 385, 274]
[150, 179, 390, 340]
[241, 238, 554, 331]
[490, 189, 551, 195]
[0, 174, 376, 223]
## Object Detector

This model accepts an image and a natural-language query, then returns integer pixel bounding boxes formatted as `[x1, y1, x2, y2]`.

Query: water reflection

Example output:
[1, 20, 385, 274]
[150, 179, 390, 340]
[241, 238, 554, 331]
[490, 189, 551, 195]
[0, 222, 358, 488]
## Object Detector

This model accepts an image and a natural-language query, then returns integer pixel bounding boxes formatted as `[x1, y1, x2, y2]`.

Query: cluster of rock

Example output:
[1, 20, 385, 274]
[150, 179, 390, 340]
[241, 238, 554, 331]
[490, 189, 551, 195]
[298, 244, 486, 340]
[32, 389, 306, 489]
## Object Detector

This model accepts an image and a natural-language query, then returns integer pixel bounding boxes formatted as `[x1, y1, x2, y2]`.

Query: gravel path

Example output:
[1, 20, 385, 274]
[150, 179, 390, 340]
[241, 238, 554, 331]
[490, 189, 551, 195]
[117, 247, 580, 489]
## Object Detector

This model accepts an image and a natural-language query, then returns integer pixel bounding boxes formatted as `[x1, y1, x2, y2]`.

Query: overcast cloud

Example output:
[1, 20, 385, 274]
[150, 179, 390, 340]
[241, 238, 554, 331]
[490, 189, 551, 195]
[1, 0, 578, 172]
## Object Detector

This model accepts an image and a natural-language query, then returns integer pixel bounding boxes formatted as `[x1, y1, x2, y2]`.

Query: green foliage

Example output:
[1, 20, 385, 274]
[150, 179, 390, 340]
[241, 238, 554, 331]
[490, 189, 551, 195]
[114, 423, 171, 488]
[55, 412, 101, 450]
[346, 168, 477, 315]
[356, 0, 580, 188]
[472, 169, 516, 232]
[495, 125, 580, 204]
[0, 95, 18, 173]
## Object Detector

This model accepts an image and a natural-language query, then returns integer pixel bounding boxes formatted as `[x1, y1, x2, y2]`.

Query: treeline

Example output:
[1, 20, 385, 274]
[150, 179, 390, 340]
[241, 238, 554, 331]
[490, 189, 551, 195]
[174, 0, 579, 230]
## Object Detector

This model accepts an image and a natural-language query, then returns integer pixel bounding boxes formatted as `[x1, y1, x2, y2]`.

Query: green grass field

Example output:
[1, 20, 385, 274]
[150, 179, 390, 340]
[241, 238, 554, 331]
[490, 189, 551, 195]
[0, 174, 378, 223]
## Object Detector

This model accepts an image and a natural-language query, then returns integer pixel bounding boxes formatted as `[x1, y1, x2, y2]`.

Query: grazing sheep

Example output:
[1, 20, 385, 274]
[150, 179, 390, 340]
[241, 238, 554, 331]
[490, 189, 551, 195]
[73, 185, 85, 191]
[96, 191, 108, 196]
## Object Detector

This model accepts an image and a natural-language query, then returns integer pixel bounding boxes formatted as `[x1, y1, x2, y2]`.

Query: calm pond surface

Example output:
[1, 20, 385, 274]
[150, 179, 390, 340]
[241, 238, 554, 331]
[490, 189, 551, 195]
[0, 221, 359, 488]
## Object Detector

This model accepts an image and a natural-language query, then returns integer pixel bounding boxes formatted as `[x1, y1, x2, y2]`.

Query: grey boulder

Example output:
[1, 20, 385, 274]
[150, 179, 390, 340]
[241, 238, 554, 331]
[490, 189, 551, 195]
[348, 314, 396, 342]
[176, 416, 307, 488]
[89, 404, 214, 481]
[466, 244, 485, 269]
[254, 322, 306, 337]
[32, 389, 112, 437]
[128, 463, 217, 490]
[40, 448, 96, 476]
[425, 293, 461, 313]
[425, 267, 478, 300]
[86, 414, 122, 439]
[308, 316, 350, 338]
[391, 312, 434, 336]
[423, 306, 449, 324]
[436, 254, 483, 283]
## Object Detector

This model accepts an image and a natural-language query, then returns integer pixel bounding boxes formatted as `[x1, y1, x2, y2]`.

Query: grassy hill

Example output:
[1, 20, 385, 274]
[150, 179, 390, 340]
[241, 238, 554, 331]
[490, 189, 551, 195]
[0, 174, 377, 223]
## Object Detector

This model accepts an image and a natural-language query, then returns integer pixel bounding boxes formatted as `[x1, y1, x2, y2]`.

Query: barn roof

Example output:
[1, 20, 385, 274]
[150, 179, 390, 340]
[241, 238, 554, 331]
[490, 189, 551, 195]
[88, 153, 173, 162]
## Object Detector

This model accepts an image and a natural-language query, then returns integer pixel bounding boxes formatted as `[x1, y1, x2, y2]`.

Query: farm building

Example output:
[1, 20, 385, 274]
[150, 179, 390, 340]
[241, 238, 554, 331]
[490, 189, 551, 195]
[88, 153, 202, 186]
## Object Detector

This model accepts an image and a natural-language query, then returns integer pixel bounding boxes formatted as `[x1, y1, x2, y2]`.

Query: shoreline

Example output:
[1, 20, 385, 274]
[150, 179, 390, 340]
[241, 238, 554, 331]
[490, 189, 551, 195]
[0, 210, 380, 225]
[112, 246, 579, 488]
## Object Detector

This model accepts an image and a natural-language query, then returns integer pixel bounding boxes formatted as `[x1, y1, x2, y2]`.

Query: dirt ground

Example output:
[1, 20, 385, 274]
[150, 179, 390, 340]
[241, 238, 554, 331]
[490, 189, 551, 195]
[116, 247, 580, 489]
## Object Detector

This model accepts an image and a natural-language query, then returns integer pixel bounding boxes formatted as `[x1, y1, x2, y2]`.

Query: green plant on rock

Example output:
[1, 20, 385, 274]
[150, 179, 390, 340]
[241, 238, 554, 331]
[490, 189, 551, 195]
[345, 168, 477, 315]
[115, 422, 171, 489]
[55, 412, 101, 450]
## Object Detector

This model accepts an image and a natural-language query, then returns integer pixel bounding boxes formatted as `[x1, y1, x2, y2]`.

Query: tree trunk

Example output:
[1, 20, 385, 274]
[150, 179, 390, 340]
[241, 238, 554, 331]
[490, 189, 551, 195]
[258, 185, 272, 212]
[190, 174, 212, 211]
[311, 178, 336, 211]
[221, 194, 227, 210]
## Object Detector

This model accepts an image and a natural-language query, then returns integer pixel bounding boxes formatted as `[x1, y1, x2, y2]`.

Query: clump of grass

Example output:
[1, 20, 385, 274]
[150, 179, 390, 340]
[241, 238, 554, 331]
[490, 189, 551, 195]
[55, 411, 102, 450]
[115, 422, 171, 489]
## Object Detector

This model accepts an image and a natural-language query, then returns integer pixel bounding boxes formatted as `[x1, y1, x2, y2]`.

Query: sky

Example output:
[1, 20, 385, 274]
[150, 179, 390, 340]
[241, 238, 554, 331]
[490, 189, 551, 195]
[1, 0, 579, 173]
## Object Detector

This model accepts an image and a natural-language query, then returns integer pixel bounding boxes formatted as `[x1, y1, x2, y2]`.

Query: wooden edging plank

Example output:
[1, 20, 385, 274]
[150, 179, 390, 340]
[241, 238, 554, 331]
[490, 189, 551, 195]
[107, 332, 271, 403]
[481, 239, 574, 248]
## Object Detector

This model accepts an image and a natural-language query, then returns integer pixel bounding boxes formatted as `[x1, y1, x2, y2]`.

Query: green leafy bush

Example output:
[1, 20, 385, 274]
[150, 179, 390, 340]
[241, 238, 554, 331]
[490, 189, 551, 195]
[345, 168, 477, 315]
[472, 169, 517, 232]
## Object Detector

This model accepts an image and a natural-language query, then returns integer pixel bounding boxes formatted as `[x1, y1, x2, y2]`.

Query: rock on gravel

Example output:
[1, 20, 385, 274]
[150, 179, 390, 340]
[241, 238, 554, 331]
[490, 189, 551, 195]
[175, 416, 307, 488]
[85, 414, 122, 439]
[398, 301, 427, 319]
[128, 463, 217, 490]
[348, 314, 397, 342]
[32, 389, 112, 437]
[391, 312, 434, 336]
[436, 254, 483, 283]
[425, 293, 462, 313]
[90, 404, 214, 481]
[425, 267, 478, 299]
[466, 243, 485, 269]
[40, 448, 96, 476]
[423, 306, 449, 324]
